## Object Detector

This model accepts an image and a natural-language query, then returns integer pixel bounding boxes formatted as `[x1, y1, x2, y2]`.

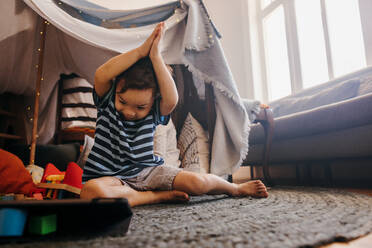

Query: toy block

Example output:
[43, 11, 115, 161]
[0, 208, 27, 236]
[28, 214, 57, 235]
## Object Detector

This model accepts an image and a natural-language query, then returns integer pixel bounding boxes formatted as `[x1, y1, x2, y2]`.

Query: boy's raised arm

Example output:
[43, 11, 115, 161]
[150, 22, 179, 116]
[94, 24, 161, 97]
[94, 49, 141, 97]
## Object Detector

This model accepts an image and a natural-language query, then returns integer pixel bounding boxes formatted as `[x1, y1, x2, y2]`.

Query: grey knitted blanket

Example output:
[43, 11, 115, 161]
[5, 187, 372, 248]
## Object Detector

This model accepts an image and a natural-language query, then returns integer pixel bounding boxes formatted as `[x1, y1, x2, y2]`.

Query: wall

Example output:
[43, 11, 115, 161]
[203, 0, 254, 99]
[359, 0, 372, 66]
[204, 0, 372, 101]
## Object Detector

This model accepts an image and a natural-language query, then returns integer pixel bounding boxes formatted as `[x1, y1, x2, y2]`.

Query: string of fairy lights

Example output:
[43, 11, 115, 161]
[26, 0, 215, 164]
[28, 19, 49, 164]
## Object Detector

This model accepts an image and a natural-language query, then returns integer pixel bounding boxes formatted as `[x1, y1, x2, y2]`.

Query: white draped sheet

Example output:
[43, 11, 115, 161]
[0, 0, 260, 176]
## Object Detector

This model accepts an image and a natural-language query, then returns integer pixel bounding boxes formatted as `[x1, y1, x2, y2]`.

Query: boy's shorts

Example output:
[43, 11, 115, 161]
[118, 165, 182, 191]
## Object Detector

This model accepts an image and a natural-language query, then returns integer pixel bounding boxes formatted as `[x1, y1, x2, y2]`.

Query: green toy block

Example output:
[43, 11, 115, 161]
[28, 214, 57, 235]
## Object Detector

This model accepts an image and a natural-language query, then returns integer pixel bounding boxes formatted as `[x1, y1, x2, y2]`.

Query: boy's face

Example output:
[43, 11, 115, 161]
[115, 87, 154, 121]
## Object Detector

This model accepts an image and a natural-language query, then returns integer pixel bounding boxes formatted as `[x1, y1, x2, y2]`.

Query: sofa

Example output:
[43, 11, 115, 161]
[244, 66, 372, 187]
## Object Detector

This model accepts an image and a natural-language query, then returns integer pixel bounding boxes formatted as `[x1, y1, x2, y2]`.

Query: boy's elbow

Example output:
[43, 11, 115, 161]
[172, 94, 179, 108]
[166, 101, 178, 114]
[171, 94, 179, 111]
[161, 98, 178, 115]
[94, 66, 105, 85]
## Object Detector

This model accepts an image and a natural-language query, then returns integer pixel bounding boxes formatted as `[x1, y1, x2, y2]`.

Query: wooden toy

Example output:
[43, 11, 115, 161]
[36, 163, 83, 198]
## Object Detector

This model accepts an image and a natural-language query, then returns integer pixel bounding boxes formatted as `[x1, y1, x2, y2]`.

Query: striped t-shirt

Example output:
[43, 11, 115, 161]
[82, 83, 169, 182]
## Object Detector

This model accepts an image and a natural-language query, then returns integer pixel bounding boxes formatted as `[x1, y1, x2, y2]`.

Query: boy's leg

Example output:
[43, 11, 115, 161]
[80, 176, 189, 207]
[172, 171, 268, 198]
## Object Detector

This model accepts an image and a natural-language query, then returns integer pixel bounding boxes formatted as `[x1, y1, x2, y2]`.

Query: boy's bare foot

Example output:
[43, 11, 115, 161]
[235, 180, 269, 198]
[163, 190, 190, 203]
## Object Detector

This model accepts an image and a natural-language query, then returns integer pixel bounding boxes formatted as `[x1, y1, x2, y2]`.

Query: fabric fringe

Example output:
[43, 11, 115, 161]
[182, 56, 251, 174]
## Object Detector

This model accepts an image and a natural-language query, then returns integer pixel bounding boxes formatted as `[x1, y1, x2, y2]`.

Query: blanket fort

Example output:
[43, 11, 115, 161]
[0, 0, 260, 176]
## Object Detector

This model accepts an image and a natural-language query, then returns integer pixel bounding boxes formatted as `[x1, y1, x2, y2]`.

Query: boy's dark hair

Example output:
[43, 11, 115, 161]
[115, 57, 158, 96]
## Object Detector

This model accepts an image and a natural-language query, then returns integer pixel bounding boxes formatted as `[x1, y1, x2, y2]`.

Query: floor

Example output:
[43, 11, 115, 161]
[232, 167, 372, 248]
[321, 189, 372, 248]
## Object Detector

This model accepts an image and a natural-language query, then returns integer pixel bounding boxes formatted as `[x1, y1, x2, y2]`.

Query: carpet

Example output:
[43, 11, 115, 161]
[4, 187, 372, 248]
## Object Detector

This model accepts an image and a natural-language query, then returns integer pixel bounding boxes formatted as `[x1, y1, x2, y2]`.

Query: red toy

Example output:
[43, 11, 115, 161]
[37, 163, 83, 198]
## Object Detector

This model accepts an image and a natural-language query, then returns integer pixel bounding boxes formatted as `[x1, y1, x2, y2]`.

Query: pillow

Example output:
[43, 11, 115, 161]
[272, 79, 360, 117]
[0, 149, 35, 194]
[177, 113, 210, 173]
[76, 135, 95, 169]
[154, 119, 181, 168]
[358, 76, 372, 96]
[61, 77, 97, 129]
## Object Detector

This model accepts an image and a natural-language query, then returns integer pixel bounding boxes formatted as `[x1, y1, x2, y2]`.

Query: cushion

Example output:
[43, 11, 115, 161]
[61, 76, 97, 129]
[7, 143, 80, 171]
[358, 76, 372, 96]
[153, 119, 181, 168]
[177, 113, 210, 173]
[271, 79, 360, 117]
[0, 149, 35, 194]
[76, 135, 95, 169]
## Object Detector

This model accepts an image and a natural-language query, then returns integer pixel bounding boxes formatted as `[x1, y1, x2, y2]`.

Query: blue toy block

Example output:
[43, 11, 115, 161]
[0, 208, 27, 236]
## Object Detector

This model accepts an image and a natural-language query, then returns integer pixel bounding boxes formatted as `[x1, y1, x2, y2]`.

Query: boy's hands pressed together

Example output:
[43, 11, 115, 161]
[137, 22, 163, 58]
[149, 22, 165, 61]
[94, 22, 167, 98]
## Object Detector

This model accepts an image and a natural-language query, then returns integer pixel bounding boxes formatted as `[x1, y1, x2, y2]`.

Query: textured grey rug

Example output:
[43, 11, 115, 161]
[4, 187, 372, 248]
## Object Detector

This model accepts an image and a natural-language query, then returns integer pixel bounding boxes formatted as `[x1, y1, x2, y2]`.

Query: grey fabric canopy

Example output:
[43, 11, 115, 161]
[0, 0, 260, 176]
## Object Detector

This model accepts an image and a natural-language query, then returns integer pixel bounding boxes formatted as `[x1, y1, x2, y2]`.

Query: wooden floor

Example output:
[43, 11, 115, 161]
[231, 169, 372, 248]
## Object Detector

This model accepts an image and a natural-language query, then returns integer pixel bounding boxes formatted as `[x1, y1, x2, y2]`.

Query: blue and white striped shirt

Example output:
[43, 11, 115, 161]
[82, 84, 169, 182]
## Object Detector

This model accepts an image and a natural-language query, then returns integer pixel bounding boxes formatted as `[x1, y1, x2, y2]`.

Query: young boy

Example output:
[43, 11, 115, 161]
[80, 22, 268, 207]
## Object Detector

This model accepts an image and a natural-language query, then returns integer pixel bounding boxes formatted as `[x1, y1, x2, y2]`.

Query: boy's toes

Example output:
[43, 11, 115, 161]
[172, 191, 190, 202]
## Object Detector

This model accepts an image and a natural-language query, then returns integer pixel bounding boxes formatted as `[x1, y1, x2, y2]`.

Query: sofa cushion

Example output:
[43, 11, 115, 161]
[358, 75, 372, 96]
[271, 79, 360, 117]
[246, 124, 372, 164]
[249, 92, 372, 144]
